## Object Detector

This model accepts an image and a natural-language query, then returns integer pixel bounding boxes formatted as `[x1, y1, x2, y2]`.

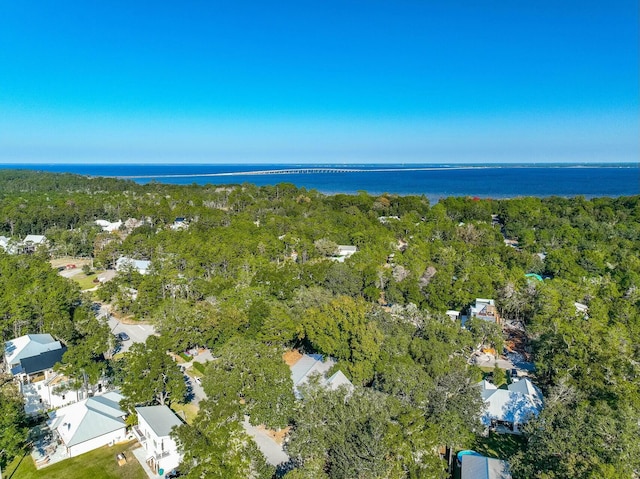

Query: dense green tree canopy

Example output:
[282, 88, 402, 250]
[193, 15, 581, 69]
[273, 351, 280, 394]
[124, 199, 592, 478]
[0, 170, 639, 477]
[202, 337, 294, 429]
[0, 376, 28, 469]
[120, 335, 187, 408]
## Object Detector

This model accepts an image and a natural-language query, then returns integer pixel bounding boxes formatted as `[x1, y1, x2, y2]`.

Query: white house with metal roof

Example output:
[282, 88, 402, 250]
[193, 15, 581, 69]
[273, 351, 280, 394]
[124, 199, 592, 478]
[3, 334, 90, 414]
[469, 298, 500, 323]
[289, 353, 353, 399]
[4, 334, 65, 378]
[0, 235, 17, 254]
[134, 405, 183, 475]
[480, 378, 543, 433]
[95, 219, 123, 232]
[22, 234, 48, 254]
[47, 391, 127, 458]
[115, 256, 152, 275]
[23, 234, 47, 245]
[331, 245, 357, 263]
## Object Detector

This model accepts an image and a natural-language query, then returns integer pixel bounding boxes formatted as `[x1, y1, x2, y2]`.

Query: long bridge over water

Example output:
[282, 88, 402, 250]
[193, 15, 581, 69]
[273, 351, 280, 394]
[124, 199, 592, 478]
[114, 166, 483, 179]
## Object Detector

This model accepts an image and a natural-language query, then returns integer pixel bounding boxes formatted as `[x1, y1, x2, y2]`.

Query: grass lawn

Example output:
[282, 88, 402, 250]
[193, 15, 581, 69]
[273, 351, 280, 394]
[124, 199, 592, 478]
[72, 272, 103, 291]
[171, 402, 199, 424]
[473, 431, 527, 460]
[6, 440, 146, 479]
[49, 257, 91, 269]
[191, 362, 206, 375]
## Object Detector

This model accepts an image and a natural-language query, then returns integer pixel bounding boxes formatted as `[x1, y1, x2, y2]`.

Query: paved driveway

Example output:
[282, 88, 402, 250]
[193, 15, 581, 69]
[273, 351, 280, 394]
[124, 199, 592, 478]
[183, 375, 206, 405]
[59, 268, 82, 279]
[242, 417, 289, 466]
[181, 351, 213, 405]
[471, 352, 535, 373]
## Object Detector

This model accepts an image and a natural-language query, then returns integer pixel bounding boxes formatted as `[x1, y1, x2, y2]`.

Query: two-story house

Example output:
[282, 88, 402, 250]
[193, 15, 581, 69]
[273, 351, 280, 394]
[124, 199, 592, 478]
[4, 334, 96, 414]
[134, 405, 184, 475]
[469, 298, 500, 324]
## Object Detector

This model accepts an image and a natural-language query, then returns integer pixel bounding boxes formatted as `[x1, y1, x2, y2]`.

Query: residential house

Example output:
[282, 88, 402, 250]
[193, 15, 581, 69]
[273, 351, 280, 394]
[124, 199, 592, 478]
[21, 373, 86, 415]
[0, 235, 17, 254]
[378, 216, 400, 224]
[574, 302, 589, 318]
[469, 298, 500, 324]
[95, 219, 123, 232]
[289, 353, 353, 399]
[0, 235, 48, 255]
[446, 310, 461, 321]
[4, 334, 102, 414]
[331, 245, 357, 263]
[133, 405, 184, 475]
[116, 256, 151, 275]
[4, 334, 65, 380]
[170, 217, 189, 230]
[4, 334, 88, 414]
[461, 454, 511, 479]
[22, 234, 48, 254]
[479, 378, 543, 434]
[47, 391, 127, 458]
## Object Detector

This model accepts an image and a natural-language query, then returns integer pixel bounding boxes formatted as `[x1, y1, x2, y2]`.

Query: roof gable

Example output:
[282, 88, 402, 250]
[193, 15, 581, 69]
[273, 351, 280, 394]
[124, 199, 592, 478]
[116, 256, 151, 274]
[49, 391, 125, 447]
[18, 347, 66, 374]
[326, 370, 353, 391]
[482, 389, 540, 424]
[290, 354, 331, 387]
[5, 334, 61, 366]
[289, 353, 353, 398]
[24, 235, 46, 244]
[508, 378, 543, 407]
[67, 410, 125, 446]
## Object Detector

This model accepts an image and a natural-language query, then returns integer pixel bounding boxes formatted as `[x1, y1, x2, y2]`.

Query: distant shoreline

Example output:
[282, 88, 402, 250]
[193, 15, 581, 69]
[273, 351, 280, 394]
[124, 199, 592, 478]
[1, 162, 636, 168]
[1, 163, 637, 200]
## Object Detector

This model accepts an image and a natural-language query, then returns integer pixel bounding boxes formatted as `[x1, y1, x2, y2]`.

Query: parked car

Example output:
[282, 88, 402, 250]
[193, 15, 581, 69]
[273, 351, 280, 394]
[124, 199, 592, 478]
[117, 332, 130, 341]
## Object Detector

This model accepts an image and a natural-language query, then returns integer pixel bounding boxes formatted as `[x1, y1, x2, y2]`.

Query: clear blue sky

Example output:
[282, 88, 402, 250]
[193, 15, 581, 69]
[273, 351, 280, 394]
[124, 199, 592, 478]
[0, 1, 637, 164]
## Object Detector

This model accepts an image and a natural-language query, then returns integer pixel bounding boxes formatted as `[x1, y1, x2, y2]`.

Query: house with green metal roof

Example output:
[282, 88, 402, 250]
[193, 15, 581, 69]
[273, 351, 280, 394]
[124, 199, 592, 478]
[47, 391, 127, 458]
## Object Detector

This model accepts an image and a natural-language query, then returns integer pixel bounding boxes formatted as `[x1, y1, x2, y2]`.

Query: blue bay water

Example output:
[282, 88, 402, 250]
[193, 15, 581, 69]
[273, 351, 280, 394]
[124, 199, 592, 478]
[1, 164, 638, 203]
